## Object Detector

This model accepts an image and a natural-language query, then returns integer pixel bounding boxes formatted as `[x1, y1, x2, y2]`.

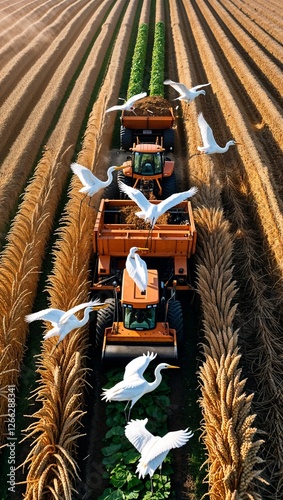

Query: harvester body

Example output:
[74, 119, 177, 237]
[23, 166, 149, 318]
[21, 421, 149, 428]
[92, 198, 197, 362]
[119, 96, 176, 198]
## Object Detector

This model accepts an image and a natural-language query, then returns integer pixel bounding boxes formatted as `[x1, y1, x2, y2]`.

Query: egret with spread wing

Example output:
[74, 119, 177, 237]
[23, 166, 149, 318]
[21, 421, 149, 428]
[196, 112, 240, 155]
[101, 361, 179, 421]
[25, 299, 108, 347]
[125, 418, 193, 488]
[118, 181, 198, 227]
[126, 247, 148, 293]
[71, 163, 124, 202]
[105, 92, 147, 113]
[164, 79, 211, 104]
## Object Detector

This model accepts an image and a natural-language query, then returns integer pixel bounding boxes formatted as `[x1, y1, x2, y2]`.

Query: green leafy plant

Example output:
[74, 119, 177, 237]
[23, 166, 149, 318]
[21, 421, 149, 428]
[149, 22, 165, 97]
[98, 368, 175, 500]
[127, 24, 148, 98]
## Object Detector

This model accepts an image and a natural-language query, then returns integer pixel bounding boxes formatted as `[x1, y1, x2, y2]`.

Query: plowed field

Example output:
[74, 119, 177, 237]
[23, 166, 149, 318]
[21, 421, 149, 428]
[0, 1, 282, 499]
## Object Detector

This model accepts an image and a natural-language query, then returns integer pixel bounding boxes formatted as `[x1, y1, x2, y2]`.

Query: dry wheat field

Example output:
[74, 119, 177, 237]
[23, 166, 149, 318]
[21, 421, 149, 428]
[0, 0, 282, 499]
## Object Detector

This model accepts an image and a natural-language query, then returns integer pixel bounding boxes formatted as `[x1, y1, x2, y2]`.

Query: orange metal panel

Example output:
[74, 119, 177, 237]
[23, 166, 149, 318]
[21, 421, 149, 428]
[121, 269, 159, 306]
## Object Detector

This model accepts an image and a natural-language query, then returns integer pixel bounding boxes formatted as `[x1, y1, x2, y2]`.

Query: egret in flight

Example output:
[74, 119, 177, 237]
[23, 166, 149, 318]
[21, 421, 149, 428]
[125, 418, 193, 488]
[25, 299, 108, 348]
[126, 247, 148, 293]
[195, 112, 240, 155]
[164, 79, 211, 104]
[105, 92, 147, 114]
[71, 163, 124, 203]
[101, 361, 179, 421]
[118, 181, 198, 227]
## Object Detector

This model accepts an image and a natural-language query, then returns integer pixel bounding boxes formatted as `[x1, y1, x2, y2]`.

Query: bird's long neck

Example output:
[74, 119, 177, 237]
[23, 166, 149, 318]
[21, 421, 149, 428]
[80, 308, 92, 326]
[146, 366, 164, 393]
[223, 141, 234, 152]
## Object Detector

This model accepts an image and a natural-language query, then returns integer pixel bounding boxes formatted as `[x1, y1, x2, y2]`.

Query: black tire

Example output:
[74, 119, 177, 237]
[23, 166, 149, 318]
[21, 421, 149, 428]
[95, 298, 115, 348]
[117, 170, 133, 199]
[103, 170, 120, 199]
[162, 171, 177, 199]
[167, 299, 184, 344]
[120, 126, 133, 150]
[163, 128, 174, 151]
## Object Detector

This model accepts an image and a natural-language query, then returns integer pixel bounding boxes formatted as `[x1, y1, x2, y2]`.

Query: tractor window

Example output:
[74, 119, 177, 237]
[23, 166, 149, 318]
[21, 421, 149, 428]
[133, 152, 163, 176]
[124, 307, 156, 330]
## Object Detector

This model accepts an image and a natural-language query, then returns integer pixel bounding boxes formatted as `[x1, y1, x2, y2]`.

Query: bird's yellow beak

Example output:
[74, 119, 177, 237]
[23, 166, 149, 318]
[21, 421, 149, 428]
[168, 365, 180, 369]
[92, 303, 109, 311]
[137, 247, 149, 251]
[114, 165, 125, 170]
[235, 142, 242, 145]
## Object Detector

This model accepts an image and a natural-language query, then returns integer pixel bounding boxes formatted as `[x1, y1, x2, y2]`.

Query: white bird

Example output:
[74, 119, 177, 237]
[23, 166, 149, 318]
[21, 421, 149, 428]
[164, 79, 211, 104]
[196, 112, 240, 155]
[118, 181, 198, 227]
[105, 92, 147, 113]
[125, 418, 193, 483]
[101, 362, 179, 421]
[25, 299, 109, 347]
[126, 247, 148, 293]
[123, 352, 157, 380]
[71, 163, 124, 201]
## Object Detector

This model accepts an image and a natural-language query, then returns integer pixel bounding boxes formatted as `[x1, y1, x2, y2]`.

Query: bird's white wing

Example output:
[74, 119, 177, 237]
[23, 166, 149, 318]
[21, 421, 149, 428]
[144, 429, 193, 462]
[101, 377, 147, 401]
[126, 92, 147, 107]
[118, 182, 151, 212]
[25, 308, 65, 326]
[125, 418, 154, 453]
[70, 163, 97, 187]
[105, 104, 123, 113]
[198, 113, 215, 148]
[60, 300, 102, 323]
[123, 352, 157, 380]
[157, 187, 198, 216]
[190, 82, 211, 92]
[126, 254, 148, 292]
[163, 80, 189, 96]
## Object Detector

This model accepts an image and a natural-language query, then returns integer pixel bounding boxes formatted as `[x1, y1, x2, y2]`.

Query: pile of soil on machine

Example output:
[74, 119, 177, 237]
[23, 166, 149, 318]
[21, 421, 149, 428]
[124, 95, 172, 116]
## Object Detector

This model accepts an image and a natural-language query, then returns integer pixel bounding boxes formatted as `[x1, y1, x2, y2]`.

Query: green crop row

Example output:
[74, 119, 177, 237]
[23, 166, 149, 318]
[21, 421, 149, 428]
[127, 23, 148, 98]
[149, 22, 165, 97]
[99, 369, 174, 500]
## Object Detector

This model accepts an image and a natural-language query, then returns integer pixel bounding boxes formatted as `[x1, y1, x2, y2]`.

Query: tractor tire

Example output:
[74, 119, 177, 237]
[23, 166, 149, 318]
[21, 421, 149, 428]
[167, 299, 184, 344]
[95, 298, 115, 348]
[163, 128, 174, 151]
[120, 126, 133, 151]
[103, 170, 120, 199]
[162, 171, 177, 199]
[117, 170, 133, 198]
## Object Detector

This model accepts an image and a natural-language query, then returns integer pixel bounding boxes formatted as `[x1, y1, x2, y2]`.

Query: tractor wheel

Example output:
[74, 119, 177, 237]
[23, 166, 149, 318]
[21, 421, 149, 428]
[117, 170, 133, 198]
[103, 170, 120, 199]
[163, 129, 174, 151]
[95, 298, 115, 348]
[167, 299, 184, 344]
[120, 126, 133, 151]
[162, 171, 177, 199]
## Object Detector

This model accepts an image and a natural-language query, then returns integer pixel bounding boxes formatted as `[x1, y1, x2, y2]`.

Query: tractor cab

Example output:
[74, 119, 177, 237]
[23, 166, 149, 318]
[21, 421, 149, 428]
[121, 268, 159, 331]
[132, 150, 163, 176]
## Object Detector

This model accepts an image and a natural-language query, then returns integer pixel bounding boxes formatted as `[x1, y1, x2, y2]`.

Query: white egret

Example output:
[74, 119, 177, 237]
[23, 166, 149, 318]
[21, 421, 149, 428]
[164, 79, 211, 104]
[126, 247, 148, 293]
[70, 163, 124, 202]
[118, 181, 198, 227]
[123, 352, 157, 380]
[105, 92, 147, 114]
[101, 362, 179, 421]
[125, 418, 193, 485]
[25, 299, 108, 347]
[196, 112, 240, 155]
